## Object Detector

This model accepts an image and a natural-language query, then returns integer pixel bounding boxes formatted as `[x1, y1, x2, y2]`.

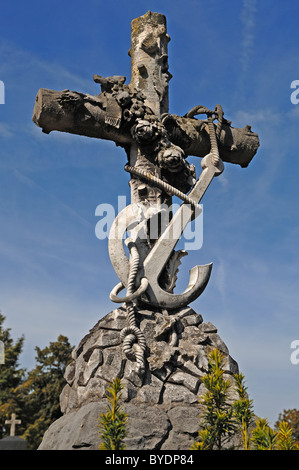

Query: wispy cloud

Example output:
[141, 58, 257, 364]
[233, 0, 257, 107]
[233, 108, 281, 126]
[0, 122, 14, 138]
[13, 169, 92, 229]
[0, 40, 95, 94]
[240, 0, 257, 77]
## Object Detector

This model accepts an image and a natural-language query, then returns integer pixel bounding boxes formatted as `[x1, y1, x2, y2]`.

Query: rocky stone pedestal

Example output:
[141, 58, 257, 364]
[38, 306, 238, 450]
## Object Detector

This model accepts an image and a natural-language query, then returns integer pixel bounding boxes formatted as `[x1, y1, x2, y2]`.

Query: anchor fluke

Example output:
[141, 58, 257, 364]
[142, 262, 213, 309]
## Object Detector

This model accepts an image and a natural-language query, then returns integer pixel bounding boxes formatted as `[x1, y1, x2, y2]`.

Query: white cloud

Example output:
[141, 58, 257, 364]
[240, 0, 257, 76]
[287, 105, 299, 119]
[0, 40, 95, 95]
[233, 108, 281, 126]
[12, 169, 93, 229]
[0, 122, 14, 138]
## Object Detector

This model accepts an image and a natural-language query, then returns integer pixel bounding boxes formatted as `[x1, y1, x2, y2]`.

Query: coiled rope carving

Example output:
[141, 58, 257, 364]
[120, 239, 146, 375]
[124, 164, 201, 209]
[184, 103, 224, 167]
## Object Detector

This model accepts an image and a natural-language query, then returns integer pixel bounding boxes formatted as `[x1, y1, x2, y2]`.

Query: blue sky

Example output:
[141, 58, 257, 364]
[0, 0, 299, 426]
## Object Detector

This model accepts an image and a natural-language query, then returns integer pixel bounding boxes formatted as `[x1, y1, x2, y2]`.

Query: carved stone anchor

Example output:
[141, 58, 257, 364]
[108, 152, 223, 308]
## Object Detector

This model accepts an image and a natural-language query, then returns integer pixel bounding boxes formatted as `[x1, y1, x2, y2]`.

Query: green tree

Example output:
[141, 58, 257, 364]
[275, 409, 299, 444]
[191, 349, 237, 450]
[275, 420, 299, 450]
[232, 373, 255, 450]
[247, 417, 299, 450]
[191, 348, 299, 451]
[98, 378, 128, 450]
[0, 313, 26, 439]
[20, 334, 73, 449]
[251, 418, 277, 450]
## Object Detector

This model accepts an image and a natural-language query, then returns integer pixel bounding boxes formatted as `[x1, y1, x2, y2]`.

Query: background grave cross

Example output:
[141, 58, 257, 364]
[5, 413, 21, 437]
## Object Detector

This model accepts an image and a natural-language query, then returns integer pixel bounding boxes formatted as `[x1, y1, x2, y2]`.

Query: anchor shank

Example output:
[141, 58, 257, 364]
[189, 157, 222, 200]
[143, 204, 195, 278]
[143, 155, 220, 277]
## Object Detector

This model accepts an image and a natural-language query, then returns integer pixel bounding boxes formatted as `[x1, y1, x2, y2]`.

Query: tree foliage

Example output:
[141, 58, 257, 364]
[275, 420, 299, 450]
[251, 417, 299, 450]
[232, 372, 255, 450]
[20, 334, 73, 449]
[250, 417, 277, 450]
[98, 378, 128, 450]
[0, 313, 26, 439]
[275, 409, 299, 444]
[192, 348, 299, 451]
[0, 312, 73, 449]
[191, 349, 237, 450]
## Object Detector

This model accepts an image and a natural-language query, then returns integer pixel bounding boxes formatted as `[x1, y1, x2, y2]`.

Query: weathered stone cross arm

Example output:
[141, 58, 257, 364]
[32, 86, 259, 168]
[32, 12, 259, 170]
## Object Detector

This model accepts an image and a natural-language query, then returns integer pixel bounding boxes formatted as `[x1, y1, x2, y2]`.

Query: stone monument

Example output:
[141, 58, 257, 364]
[33, 12, 259, 450]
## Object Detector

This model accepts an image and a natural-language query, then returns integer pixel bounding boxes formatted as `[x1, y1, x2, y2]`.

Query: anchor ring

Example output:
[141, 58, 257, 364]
[109, 277, 149, 303]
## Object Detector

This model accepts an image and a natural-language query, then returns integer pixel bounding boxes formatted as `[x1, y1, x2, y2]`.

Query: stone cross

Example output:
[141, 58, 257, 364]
[5, 413, 21, 437]
[32, 10, 259, 297]
[32, 11, 259, 374]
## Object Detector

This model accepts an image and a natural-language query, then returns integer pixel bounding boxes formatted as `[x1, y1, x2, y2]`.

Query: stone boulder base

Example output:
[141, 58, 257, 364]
[39, 306, 238, 450]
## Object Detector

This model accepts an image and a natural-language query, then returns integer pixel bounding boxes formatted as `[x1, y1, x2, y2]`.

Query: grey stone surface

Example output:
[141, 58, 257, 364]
[39, 305, 239, 450]
[0, 436, 27, 450]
